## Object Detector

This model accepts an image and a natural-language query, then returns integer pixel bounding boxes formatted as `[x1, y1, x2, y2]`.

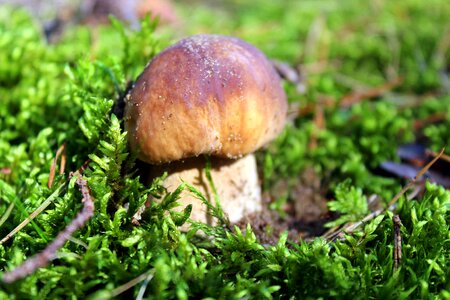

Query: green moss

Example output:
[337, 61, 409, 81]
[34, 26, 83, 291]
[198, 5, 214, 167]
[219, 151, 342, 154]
[0, 2, 449, 298]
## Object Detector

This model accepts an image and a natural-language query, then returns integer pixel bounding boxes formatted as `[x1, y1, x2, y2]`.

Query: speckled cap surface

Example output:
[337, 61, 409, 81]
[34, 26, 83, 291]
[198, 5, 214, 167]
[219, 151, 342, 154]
[124, 34, 287, 164]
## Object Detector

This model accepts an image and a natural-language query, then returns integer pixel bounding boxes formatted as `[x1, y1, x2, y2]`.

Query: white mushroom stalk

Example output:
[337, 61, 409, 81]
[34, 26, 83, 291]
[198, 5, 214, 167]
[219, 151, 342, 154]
[148, 154, 261, 225]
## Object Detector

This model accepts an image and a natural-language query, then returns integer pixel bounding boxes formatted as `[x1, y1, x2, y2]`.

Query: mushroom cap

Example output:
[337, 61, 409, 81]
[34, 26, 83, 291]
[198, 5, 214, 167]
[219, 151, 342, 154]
[124, 34, 287, 164]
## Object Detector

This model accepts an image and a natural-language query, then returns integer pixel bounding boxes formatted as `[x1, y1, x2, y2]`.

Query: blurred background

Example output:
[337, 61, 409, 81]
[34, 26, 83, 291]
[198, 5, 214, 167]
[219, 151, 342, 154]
[2, 0, 449, 95]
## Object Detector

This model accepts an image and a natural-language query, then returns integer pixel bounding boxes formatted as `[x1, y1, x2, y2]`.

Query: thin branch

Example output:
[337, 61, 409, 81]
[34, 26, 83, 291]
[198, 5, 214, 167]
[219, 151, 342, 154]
[288, 76, 403, 121]
[111, 269, 154, 299]
[393, 215, 402, 272]
[388, 148, 444, 207]
[48, 143, 66, 188]
[340, 77, 403, 107]
[2, 173, 94, 283]
[322, 204, 395, 241]
[135, 271, 154, 300]
[60, 144, 67, 175]
[426, 149, 450, 164]
[308, 101, 325, 151]
[323, 149, 444, 242]
[0, 183, 66, 245]
[89, 269, 155, 300]
[0, 160, 92, 246]
[413, 113, 447, 130]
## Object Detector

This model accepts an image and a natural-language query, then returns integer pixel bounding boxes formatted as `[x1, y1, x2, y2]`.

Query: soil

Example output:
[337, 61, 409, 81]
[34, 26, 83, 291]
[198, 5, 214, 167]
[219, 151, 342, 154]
[235, 167, 332, 245]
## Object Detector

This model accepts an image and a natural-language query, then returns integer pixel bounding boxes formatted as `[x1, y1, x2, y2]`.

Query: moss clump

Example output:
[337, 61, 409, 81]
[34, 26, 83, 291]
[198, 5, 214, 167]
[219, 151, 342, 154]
[0, 1, 449, 298]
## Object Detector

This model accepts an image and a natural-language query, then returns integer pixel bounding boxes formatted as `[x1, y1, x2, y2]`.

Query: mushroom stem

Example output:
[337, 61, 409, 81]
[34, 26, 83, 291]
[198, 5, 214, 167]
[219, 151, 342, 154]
[147, 154, 262, 227]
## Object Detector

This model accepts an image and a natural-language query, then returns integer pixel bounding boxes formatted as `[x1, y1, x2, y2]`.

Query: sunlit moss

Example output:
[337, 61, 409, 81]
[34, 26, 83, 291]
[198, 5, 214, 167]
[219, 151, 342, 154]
[0, 2, 449, 298]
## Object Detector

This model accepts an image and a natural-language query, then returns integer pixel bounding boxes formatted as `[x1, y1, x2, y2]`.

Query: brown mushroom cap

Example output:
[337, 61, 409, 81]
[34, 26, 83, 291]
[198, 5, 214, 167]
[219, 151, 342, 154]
[125, 34, 287, 164]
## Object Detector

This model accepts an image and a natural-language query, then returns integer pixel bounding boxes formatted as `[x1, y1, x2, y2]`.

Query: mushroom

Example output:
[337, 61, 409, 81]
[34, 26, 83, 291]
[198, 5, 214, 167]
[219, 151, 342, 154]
[124, 34, 287, 226]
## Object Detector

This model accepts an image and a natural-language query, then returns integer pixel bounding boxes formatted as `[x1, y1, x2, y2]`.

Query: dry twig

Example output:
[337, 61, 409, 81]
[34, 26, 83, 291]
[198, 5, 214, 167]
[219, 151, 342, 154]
[426, 149, 450, 164]
[0, 183, 66, 245]
[323, 149, 444, 242]
[2, 173, 94, 283]
[48, 143, 66, 188]
[413, 113, 447, 130]
[340, 77, 403, 107]
[393, 215, 402, 272]
[322, 204, 396, 241]
[108, 269, 155, 300]
[388, 148, 444, 207]
[0, 161, 92, 246]
[288, 76, 403, 121]
[308, 102, 325, 151]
